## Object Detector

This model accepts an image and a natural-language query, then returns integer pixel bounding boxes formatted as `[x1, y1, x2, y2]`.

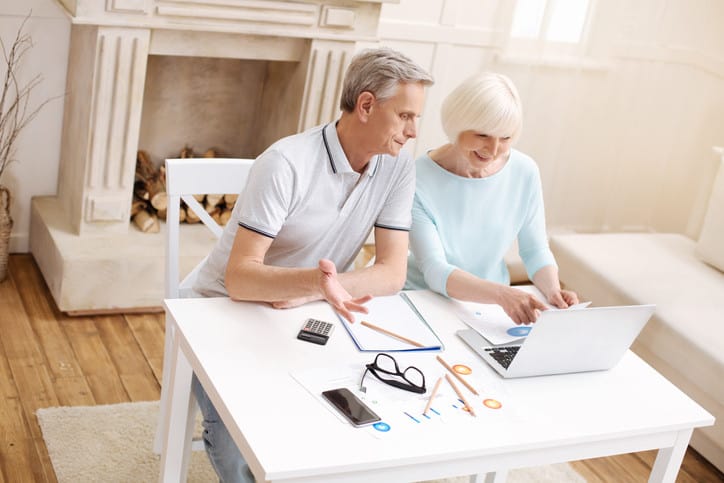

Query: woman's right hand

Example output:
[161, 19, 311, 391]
[497, 286, 548, 324]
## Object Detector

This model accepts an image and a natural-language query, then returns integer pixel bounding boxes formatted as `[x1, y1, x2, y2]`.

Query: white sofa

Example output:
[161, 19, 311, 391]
[549, 154, 724, 471]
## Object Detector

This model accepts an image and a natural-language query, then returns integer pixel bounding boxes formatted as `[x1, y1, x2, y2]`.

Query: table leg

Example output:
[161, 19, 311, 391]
[648, 428, 693, 483]
[159, 330, 197, 483]
[470, 469, 508, 483]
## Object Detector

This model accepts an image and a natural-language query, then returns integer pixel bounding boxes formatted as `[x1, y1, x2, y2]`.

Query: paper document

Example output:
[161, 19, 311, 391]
[452, 285, 591, 345]
[338, 292, 443, 352]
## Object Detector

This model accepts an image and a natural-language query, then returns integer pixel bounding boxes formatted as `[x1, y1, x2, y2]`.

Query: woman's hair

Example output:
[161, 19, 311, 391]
[440, 72, 522, 144]
[339, 47, 434, 112]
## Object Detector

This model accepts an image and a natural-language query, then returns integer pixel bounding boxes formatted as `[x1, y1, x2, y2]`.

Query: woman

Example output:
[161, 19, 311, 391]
[406, 72, 578, 324]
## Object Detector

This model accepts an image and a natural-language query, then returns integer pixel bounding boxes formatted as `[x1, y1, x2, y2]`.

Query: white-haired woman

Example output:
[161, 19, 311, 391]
[406, 72, 578, 324]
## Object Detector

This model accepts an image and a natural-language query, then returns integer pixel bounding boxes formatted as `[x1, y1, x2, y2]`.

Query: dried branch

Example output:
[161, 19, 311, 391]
[0, 12, 56, 183]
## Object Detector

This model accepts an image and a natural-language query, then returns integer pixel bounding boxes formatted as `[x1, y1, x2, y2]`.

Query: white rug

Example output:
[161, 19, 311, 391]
[37, 401, 586, 482]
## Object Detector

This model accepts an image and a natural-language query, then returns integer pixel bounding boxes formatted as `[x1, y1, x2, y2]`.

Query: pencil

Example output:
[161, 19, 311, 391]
[445, 373, 476, 417]
[423, 376, 443, 416]
[360, 320, 425, 348]
[436, 355, 479, 395]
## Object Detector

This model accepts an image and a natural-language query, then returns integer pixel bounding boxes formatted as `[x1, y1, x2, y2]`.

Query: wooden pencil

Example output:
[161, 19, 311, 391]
[360, 320, 425, 347]
[436, 355, 479, 395]
[445, 373, 476, 417]
[423, 376, 444, 416]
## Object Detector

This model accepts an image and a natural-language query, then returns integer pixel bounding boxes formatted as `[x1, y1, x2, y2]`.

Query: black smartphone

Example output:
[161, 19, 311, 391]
[322, 388, 381, 427]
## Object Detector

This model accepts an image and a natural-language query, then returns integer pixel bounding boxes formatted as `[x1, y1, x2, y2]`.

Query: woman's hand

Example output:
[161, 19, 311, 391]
[546, 289, 579, 309]
[497, 286, 549, 324]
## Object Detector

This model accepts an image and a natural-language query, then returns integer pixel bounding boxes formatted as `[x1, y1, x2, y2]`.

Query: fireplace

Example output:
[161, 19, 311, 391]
[30, 0, 393, 313]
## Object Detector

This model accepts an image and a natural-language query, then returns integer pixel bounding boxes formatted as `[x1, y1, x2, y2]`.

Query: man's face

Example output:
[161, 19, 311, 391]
[366, 82, 426, 157]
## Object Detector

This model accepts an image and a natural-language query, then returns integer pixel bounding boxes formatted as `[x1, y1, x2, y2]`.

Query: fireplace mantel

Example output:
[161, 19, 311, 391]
[30, 0, 397, 313]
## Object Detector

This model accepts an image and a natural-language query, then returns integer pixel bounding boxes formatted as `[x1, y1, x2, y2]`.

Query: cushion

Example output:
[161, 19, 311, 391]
[697, 158, 724, 272]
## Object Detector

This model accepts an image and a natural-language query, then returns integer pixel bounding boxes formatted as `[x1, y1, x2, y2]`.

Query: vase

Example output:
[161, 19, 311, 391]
[0, 185, 12, 282]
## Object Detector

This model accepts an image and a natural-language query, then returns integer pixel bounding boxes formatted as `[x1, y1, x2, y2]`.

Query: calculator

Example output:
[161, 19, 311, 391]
[297, 318, 335, 345]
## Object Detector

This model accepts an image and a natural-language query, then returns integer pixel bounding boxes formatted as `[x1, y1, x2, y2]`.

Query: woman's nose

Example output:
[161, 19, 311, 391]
[486, 137, 500, 155]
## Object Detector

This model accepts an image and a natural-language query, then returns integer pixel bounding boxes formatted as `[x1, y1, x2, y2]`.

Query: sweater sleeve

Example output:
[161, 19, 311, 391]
[517, 164, 557, 280]
[409, 193, 457, 296]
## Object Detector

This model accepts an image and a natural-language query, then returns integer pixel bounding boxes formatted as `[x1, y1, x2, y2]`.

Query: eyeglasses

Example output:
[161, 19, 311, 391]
[359, 353, 426, 394]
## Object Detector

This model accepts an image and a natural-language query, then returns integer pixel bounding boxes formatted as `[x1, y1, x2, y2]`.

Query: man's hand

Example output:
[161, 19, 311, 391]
[270, 295, 319, 310]
[497, 286, 549, 324]
[318, 259, 372, 323]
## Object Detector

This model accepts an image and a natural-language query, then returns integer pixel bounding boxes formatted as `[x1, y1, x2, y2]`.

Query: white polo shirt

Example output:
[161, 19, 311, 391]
[193, 122, 416, 297]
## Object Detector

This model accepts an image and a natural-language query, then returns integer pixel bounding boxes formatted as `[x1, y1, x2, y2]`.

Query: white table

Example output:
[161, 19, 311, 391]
[159, 291, 714, 482]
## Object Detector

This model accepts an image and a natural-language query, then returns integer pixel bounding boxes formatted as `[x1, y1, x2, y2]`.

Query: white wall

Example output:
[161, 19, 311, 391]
[2, 0, 723, 252]
[378, 0, 724, 238]
[0, 0, 69, 252]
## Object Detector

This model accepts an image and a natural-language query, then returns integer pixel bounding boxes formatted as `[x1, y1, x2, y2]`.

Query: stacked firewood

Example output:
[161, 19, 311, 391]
[130, 147, 238, 232]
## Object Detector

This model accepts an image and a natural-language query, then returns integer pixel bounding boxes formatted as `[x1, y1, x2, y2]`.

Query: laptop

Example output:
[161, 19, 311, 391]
[457, 304, 655, 378]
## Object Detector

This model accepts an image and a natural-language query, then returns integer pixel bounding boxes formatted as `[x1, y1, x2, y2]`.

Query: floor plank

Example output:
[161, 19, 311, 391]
[126, 313, 166, 383]
[0, 272, 59, 440]
[59, 317, 129, 405]
[94, 314, 161, 401]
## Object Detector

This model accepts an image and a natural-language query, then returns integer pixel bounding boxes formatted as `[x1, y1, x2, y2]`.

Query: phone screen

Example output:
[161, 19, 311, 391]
[322, 388, 381, 427]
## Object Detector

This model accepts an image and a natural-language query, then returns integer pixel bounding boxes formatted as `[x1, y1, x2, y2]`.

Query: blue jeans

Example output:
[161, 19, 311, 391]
[192, 374, 255, 483]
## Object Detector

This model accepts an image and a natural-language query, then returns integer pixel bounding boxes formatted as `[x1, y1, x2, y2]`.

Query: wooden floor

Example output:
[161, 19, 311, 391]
[0, 254, 722, 482]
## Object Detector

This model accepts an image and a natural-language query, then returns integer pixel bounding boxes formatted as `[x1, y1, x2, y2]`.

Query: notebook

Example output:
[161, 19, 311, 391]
[457, 304, 655, 378]
[337, 292, 443, 352]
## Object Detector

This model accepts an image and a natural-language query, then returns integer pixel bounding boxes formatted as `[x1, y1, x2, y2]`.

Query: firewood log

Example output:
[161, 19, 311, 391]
[185, 207, 201, 224]
[205, 194, 224, 210]
[209, 207, 222, 225]
[147, 178, 167, 212]
[132, 210, 159, 233]
[223, 194, 238, 207]
[130, 199, 147, 217]
[134, 180, 150, 201]
[180, 146, 194, 158]
[220, 208, 232, 226]
[135, 150, 156, 182]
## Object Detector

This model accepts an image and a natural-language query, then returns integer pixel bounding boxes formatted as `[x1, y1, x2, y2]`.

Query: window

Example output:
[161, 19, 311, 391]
[511, 0, 590, 43]
[507, 0, 593, 61]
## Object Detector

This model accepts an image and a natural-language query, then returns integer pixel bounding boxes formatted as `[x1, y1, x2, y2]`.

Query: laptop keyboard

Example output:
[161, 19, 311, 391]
[484, 346, 521, 369]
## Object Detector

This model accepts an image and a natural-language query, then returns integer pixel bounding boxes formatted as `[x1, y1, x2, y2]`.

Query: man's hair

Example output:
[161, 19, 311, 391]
[339, 47, 434, 112]
[441, 72, 523, 144]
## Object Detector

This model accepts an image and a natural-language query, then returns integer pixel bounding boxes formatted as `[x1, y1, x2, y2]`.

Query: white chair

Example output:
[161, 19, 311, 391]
[153, 157, 254, 454]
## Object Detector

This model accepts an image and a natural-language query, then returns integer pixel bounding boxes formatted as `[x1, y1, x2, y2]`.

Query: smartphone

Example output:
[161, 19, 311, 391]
[322, 388, 381, 427]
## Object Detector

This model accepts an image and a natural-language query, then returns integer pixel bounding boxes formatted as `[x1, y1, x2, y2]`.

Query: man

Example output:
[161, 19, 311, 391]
[191, 47, 433, 481]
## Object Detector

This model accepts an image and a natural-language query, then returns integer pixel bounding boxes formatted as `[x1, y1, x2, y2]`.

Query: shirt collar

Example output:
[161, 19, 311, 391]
[322, 122, 379, 177]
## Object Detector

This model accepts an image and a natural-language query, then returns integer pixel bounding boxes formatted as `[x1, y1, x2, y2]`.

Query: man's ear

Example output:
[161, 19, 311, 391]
[356, 91, 375, 121]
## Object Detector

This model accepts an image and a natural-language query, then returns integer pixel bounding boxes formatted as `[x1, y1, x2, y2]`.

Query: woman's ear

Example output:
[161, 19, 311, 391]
[356, 91, 375, 121]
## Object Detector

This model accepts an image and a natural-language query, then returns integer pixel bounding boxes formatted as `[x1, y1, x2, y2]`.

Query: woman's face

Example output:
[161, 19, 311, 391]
[456, 130, 512, 168]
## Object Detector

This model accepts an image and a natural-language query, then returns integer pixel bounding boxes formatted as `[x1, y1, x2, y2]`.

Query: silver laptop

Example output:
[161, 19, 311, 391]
[457, 304, 655, 378]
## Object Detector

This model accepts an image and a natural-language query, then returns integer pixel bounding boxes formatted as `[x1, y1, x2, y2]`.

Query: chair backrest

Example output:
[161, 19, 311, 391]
[164, 157, 254, 299]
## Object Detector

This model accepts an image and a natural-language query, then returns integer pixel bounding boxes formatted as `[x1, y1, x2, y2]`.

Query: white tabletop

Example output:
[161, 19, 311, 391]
[164, 291, 714, 482]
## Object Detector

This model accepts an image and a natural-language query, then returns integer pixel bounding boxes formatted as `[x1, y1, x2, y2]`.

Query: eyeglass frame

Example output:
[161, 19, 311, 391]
[359, 353, 426, 394]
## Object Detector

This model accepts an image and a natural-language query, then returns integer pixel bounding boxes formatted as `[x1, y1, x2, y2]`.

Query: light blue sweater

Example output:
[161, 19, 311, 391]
[405, 150, 556, 296]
